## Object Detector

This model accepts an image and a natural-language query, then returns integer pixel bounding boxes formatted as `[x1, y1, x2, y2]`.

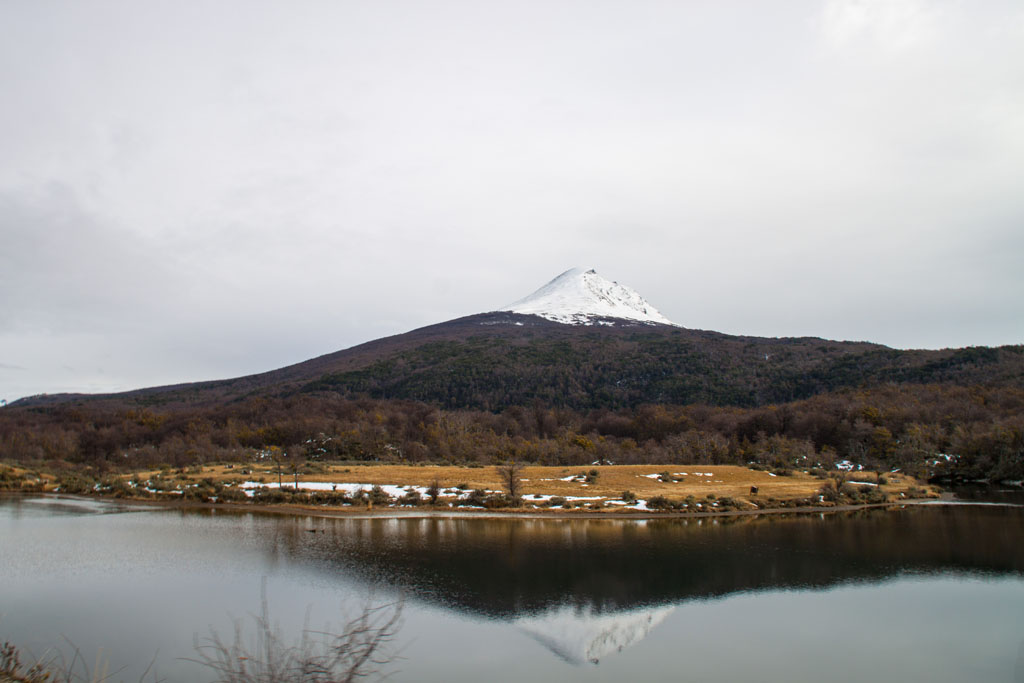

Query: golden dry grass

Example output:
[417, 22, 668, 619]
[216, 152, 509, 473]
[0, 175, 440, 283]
[138, 462, 930, 507]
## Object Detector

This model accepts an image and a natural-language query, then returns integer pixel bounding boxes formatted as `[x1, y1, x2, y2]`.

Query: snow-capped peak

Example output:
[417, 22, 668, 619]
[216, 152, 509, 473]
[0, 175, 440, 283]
[515, 604, 675, 665]
[500, 268, 674, 326]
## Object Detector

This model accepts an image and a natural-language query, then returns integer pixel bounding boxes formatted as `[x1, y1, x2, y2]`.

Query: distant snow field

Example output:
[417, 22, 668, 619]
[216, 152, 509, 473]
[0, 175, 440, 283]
[239, 480, 651, 509]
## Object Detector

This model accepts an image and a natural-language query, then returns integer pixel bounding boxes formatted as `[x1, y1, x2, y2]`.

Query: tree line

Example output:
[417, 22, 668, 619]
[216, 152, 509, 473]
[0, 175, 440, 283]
[2, 383, 1021, 483]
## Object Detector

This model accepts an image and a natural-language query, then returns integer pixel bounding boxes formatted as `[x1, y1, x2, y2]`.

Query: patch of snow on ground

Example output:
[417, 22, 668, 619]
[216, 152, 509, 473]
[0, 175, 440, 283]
[240, 481, 502, 500]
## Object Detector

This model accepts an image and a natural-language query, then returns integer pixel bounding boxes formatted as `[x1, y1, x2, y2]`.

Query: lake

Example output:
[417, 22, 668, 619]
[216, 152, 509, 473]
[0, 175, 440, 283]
[2, 495, 1023, 682]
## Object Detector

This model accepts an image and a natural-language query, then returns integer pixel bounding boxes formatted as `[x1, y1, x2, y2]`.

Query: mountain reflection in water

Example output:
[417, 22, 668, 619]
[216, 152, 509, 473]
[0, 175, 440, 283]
[254, 506, 1024, 618]
[514, 603, 676, 665]
[3, 497, 1023, 678]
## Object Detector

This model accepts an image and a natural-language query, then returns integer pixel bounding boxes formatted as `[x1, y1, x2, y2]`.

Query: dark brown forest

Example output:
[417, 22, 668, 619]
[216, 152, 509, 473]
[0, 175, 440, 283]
[2, 384, 1021, 484]
[2, 314, 1022, 486]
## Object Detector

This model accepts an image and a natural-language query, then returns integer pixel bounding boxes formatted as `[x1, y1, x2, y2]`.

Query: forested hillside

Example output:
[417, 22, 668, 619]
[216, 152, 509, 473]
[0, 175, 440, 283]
[3, 313, 1022, 486]
[302, 326, 1024, 410]
[12, 313, 1024, 411]
[2, 384, 1022, 486]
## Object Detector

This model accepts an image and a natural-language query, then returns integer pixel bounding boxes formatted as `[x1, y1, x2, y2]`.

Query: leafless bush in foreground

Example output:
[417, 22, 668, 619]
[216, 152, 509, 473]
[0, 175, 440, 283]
[189, 586, 404, 683]
[1, 637, 161, 683]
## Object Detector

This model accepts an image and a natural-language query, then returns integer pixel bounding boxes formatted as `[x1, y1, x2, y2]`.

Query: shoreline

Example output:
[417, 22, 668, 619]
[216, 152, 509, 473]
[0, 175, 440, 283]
[1, 489, 973, 521]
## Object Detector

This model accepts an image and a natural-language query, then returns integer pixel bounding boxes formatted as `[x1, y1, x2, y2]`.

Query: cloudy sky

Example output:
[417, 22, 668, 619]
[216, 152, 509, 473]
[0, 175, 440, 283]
[2, 0, 1022, 402]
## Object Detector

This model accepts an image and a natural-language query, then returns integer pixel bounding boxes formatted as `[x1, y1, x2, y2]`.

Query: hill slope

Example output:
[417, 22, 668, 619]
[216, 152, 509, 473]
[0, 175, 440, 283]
[13, 311, 1023, 412]
[10, 267, 1023, 411]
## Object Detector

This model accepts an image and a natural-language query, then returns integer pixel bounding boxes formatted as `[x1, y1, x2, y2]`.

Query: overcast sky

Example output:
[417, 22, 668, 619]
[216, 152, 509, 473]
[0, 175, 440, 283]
[2, 0, 1023, 402]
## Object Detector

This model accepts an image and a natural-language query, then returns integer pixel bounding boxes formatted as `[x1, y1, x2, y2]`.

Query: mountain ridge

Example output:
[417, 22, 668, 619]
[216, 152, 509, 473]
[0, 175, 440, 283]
[11, 309, 1021, 412]
[7, 268, 1023, 411]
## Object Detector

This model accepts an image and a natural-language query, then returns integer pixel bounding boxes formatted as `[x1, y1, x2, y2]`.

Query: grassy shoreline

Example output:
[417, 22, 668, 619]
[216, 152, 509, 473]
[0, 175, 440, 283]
[20, 490, 953, 518]
[2, 461, 942, 517]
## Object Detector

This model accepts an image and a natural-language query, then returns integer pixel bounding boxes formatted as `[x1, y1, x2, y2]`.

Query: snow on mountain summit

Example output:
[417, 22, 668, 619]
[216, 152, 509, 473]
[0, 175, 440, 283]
[515, 604, 675, 666]
[500, 268, 674, 326]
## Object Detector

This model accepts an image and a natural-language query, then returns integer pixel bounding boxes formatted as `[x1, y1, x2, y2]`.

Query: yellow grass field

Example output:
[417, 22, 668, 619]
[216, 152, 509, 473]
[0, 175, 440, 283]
[144, 462, 931, 510]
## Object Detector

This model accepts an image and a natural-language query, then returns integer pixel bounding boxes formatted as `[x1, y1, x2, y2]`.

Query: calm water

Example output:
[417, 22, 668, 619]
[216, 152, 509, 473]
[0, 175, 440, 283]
[2, 495, 1023, 682]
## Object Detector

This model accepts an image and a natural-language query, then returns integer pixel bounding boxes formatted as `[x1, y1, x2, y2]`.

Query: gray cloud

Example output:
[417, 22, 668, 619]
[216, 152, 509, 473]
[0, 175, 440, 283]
[1, 0, 1022, 400]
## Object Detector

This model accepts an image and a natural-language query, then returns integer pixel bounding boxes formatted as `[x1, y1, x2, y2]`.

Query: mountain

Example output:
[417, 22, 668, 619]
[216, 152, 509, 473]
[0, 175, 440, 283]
[4, 268, 1022, 482]
[9, 268, 1024, 411]
[500, 267, 674, 326]
[515, 604, 675, 665]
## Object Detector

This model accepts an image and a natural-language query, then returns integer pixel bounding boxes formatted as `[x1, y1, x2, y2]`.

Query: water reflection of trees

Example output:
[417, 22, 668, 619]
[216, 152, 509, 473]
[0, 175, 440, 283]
[233, 506, 1024, 618]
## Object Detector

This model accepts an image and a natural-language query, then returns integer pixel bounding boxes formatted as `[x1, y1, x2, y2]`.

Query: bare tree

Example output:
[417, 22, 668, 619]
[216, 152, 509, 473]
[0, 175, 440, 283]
[497, 462, 524, 504]
[267, 446, 284, 489]
[1, 583, 402, 683]
[288, 452, 306, 492]
[190, 582, 403, 683]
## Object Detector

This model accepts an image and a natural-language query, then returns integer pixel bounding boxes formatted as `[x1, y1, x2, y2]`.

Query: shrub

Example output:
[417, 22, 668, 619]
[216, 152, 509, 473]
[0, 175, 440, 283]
[147, 476, 174, 492]
[620, 490, 636, 503]
[548, 496, 566, 507]
[251, 487, 291, 504]
[839, 483, 861, 500]
[398, 490, 422, 506]
[191, 587, 404, 683]
[99, 477, 133, 498]
[368, 485, 393, 506]
[57, 473, 97, 495]
[183, 486, 212, 502]
[647, 495, 674, 510]
[716, 496, 739, 510]
[0, 467, 34, 490]
[482, 494, 511, 509]
[216, 487, 250, 503]
[865, 487, 889, 504]
[307, 491, 353, 506]
[457, 489, 488, 507]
